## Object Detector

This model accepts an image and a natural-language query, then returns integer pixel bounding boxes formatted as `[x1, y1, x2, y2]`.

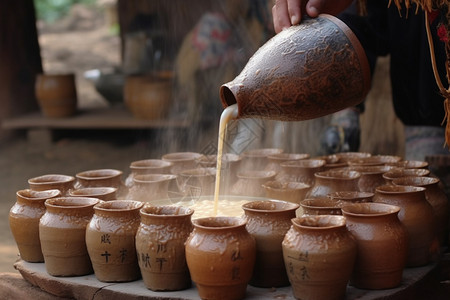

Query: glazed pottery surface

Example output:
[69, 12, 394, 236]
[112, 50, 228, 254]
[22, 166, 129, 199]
[35, 73, 77, 118]
[262, 181, 310, 204]
[231, 170, 276, 197]
[69, 187, 117, 201]
[282, 215, 357, 300]
[185, 216, 256, 300]
[373, 185, 436, 267]
[85, 200, 144, 282]
[393, 176, 449, 246]
[39, 197, 100, 276]
[136, 205, 193, 291]
[306, 169, 361, 199]
[9, 189, 61, 262]
[28, 174, 75, 195]
[128, 174, 178, 202]
[275, 159, 326, 186]
[220, 15, 370, 121]
[341, 203, 408, 289]
[161, 152, 203, 175]
[242, 200, 299, 287]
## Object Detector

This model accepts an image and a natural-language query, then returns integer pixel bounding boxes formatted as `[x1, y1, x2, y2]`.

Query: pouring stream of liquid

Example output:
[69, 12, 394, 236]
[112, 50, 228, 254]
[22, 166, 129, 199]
[213, 104, 238, 216]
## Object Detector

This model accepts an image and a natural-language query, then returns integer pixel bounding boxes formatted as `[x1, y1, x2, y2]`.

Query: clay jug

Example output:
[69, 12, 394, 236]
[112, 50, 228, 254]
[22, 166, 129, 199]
[125, 159, 172, 188]
[9, 189, 61, 262]
[231, 170, 276, 197]
[347, 165, 396, 193]
[373, 185, 436, 267]
[28, 174, 75, 195]
[39, 197, 99, 276]
[69, 187, 117, 201]
[179, 167, 216, 197]
[35, 73, 77, 118]
[161, 152, 203, 175]
[393, 176, 449, 246]
[128, 174, 178, 202]
[185, 216, 256, 300]
[306, 169, 361, 199]
[341, 203, 408, 289]
[262, 180, 310, 204]
[136, 205, 194, 291]
[275, 159, 326, 186]
[265, 153, 310, 173]
[382, 168, 430, 184]
[85, 200, 144, 282]
[282, 215, 356, 300]
[300, 197, 342, 215]
[242, 200, 299, 287]
[240, 148, 284, 171]
[220, 15, 370, 121]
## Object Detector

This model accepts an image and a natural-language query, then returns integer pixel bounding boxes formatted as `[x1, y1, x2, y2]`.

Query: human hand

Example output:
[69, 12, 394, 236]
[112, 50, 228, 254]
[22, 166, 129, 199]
[272, 0, 353, 33]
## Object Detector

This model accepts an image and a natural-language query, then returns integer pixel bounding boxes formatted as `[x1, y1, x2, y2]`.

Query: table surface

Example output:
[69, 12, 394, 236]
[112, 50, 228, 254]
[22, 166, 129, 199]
[14, 260, 439, 300]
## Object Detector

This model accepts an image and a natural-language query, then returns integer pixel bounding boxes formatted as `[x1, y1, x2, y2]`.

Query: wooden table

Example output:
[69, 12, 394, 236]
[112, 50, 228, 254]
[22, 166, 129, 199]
[11, 259, 445, 300]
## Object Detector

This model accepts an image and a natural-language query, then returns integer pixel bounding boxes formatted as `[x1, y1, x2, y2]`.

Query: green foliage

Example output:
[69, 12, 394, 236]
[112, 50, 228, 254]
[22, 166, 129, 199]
[34, 0, 96, 23]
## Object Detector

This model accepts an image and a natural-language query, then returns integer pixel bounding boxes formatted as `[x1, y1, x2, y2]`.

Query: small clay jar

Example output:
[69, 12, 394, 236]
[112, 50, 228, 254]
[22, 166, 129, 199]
[282, 215, 357, 300]
[179, 167, 216, 197]
[262, 181, 310, 204]
[347, 155, 402, 167]
[382, 168, 430, 184]
[334, 151, 371, 163]
[128, 174, 178, 202]
[75, 168, 123, 189]
[185, 216, 256, 300]
[388, 160, 429, 169]
[242, 200, 299, 287]
[198, 153, 242, 188]
[9, 189, 61, 262]
[28, 174, 75, 195]
[347, 165, 396, 193]
[240, 148, 284, 171]
[341, 203, 408, 289]
[39, 197, 99, 276]
[35, 73, 77, 118]
[136, 205, 194, 291]
[300, 197, 342, 215]
[393, 176, 449, 246]
[327, 191, 374, 207]
[306, 169, 361, 199]
[85, 200, 143, 282]
[125, 159, 173, 188]
[69, 187, 117, 201]
[265, 153, 310, 173]
[373, 185, 436, 267]
[231, 170, 276, 197]
[315, 154, 347, 170]
[275, 159, 326, 186]
[161, 152, 203, 175]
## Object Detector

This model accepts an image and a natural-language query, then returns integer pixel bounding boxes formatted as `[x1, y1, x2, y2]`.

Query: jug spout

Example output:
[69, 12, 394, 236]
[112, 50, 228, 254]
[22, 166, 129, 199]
[220, 14, 371, 121]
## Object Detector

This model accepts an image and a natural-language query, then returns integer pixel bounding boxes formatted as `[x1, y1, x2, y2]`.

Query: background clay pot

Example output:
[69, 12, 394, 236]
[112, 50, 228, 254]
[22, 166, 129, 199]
[262, 181, 310, 205]
[86, 200, 143, 282]
[69, 187, 117, 201]
[282, 215, 356, 300]
[373, 185, 436, 267]
[347, 155, 402, 167]
[231, 170, 276, 197]
[35, 73, 77, 118]
[9, 189, 61, 262]
[275, 159, 326, 186]
[242, 200, 299, 287]
[136, 205, 193, 291]
[382, 168, 430, 184]
[39, 197, 99, 276]
[179, 167, 216, 197]
[306, 169, 361, 199]
[28, 174, 75, 195]
[161, 152, 203, 175]
[341, 203, 408, 289]
[327, 190, 374, 207]
[346, 165, 396, 193]
[300, 197, 342, 215]
[75, 169, 125, 198]
[220, 15, 370, 121]
[185, 216, 256, 300]
[125, 159, 173, 188]
[128, 174, 178, 202]
[240, 148, 284, 171]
